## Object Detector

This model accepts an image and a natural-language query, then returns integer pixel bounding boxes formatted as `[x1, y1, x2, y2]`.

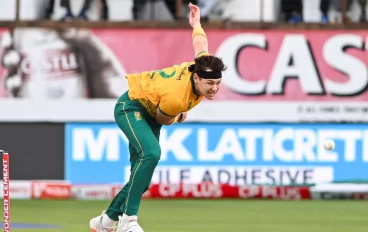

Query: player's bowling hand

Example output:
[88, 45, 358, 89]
[177, 112, 187, 123]
[188, 2, 201, 28]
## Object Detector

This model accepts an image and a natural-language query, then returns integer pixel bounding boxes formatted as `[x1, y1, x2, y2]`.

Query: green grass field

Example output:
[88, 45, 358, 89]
[7, 199, 368, 232]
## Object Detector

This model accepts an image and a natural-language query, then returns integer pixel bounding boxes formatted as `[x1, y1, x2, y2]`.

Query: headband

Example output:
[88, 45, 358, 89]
[195, 70, 222, 79]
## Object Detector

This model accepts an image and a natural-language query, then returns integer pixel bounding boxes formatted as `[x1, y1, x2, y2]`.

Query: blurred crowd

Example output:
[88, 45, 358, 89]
[282, 0, 367, 23]
[0, 0, 367, 23]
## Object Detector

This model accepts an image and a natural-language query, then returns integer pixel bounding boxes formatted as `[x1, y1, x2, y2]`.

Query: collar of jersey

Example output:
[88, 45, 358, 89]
[190, 74, 201, 98]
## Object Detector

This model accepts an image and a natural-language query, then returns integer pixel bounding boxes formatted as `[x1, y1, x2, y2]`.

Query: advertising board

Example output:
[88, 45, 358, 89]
[65, 123, 368, 185]
[1, 28, 368, 122]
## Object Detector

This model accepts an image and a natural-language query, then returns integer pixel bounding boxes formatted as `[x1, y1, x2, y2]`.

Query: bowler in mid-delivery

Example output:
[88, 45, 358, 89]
[89, 3, 227, 232]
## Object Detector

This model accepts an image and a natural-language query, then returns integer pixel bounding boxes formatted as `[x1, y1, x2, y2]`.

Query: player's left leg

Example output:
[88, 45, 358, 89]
[91, 91, 160, 232]
[89, 144, 139, 232]
[112, 95, 162, 232]
[113, 123, 159, 217]
[139, 114, 161, 194]
[105, 144, 140, 220]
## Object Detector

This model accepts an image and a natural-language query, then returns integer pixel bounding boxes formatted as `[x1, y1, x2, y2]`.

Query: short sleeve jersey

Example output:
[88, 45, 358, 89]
[126, 52, 210, 118]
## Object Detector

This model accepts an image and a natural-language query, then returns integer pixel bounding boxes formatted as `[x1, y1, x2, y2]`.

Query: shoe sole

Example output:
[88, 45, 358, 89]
[90, 218, 97, 232]
[90, 220, 115, 232]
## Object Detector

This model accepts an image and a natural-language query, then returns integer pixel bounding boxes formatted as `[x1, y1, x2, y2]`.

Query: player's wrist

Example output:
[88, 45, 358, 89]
[193, 22, 202, 29]
[172, 115, 180, 124]
[172, 113, 183, 124]
[192, 26, 206, 39]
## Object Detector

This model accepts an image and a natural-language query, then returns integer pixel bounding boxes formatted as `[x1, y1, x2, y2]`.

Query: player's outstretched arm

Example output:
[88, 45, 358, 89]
[188, 3, 209, 57]
[156, 108, 178, 125]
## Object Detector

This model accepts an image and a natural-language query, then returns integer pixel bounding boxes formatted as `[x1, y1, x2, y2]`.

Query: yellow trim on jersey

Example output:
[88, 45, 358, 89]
[196, 50, 209, 57]
[120, 101, 144, 215]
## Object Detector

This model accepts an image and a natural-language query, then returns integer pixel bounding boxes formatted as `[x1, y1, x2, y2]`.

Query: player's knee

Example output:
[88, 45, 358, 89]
[144, 145, 161, 163]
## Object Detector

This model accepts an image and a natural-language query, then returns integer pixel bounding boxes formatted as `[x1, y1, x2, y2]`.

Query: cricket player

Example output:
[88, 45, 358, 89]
[90, 2, 227, 232]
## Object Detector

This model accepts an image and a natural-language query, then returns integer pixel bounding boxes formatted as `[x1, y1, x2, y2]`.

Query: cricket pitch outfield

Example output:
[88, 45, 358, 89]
[4, 199, 368, 232]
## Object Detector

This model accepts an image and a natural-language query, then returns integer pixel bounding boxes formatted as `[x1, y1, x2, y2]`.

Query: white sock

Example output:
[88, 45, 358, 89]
[101, 214, 116, 227]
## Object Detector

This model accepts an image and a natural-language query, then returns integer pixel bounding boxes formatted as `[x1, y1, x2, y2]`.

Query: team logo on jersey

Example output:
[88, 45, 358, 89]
[134, 112, 142, 121]
[187, 102, 193, 110]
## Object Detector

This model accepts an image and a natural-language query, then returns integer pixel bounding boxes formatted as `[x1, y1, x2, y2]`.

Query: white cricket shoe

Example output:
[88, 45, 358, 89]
[116, 214, 144, 232]
[89, 210, 116, 232]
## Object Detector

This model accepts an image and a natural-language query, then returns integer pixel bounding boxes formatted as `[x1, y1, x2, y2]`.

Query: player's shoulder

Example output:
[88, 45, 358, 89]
[196, 51, 211, 58]
[177, 61, 194, 68]
[174, 62, 194, 81]
[158, 62, 191, 73]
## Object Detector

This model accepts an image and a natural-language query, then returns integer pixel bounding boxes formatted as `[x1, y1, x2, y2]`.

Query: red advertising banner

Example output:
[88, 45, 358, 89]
[1, 28, 368, 122]
[31, 181, 71, 199]
[4, 180, 368, 200]
[146, 183, 311, 199]
[1, 28, 368, 101]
